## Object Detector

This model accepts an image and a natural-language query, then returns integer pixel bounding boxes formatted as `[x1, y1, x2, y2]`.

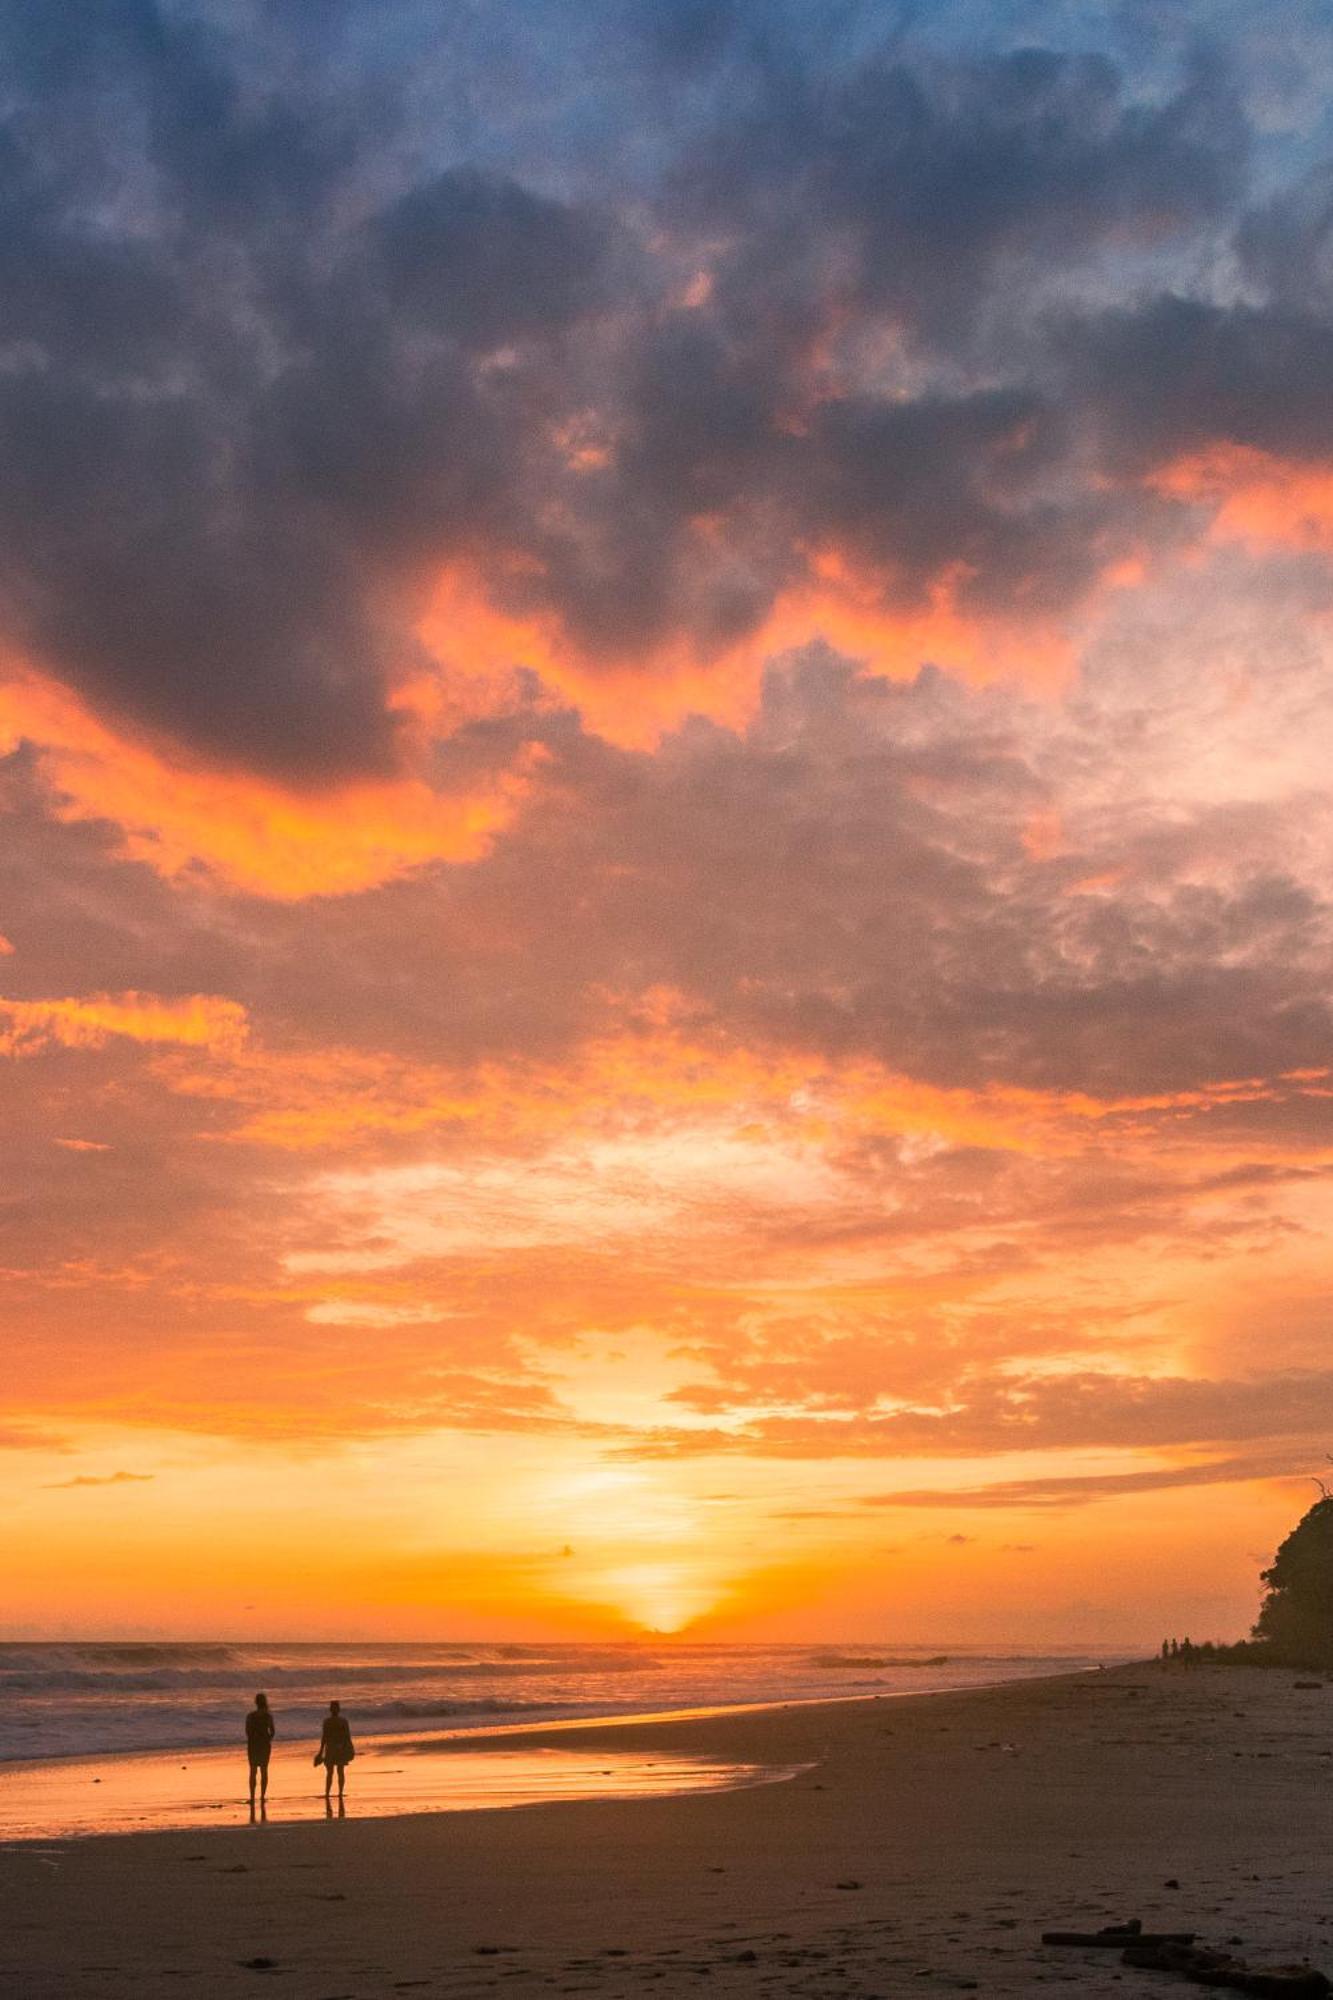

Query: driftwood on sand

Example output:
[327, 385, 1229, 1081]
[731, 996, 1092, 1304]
[1043, 1918, 1330, 1997]
[1122, 1939, 1330, 1996]
[1042, 1924, 1196, 1947]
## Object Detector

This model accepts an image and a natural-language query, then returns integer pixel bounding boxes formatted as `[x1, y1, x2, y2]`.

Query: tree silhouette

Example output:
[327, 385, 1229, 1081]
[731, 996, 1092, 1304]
[1252, 1494, 1333, 1667]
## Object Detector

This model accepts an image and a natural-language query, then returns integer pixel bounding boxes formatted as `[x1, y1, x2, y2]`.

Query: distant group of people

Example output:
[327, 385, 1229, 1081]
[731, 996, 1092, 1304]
[1160, 1636, 1199, 1669]
[244, 1692, 355, 1817]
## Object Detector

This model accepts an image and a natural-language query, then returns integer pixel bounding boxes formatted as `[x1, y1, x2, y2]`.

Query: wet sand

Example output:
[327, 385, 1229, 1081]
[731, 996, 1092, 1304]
[3, 1662, 1332, 1998]
[0, 1728, 800, 1841]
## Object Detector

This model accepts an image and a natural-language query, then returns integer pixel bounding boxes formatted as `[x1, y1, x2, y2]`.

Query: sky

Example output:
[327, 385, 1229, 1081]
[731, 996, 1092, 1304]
[3, 0, 1333, 1646]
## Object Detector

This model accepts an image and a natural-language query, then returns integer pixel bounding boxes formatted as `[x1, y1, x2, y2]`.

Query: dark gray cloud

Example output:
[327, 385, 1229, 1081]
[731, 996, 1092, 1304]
[1236, 161, 1333, 314]
[0, 2, 1293, 784]
[375, 169, 616, 351]
[679, 45, 1247, 343]
[1073, 294, 1333, 471]
[797, 390, 1106, 618]
[0, 4, 618, 778]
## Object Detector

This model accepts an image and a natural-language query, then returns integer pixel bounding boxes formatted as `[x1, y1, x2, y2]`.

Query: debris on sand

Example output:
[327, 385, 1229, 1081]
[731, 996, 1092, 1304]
[1121, 1939, 1330, 1996]
[1043, 1919, 1331, 1995]
[1042, 1920, 1194, 1948]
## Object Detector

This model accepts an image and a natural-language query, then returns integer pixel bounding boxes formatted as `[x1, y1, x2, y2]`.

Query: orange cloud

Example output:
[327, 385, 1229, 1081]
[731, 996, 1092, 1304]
[149, 1003, 1333, 1170]
[1021, 807, 1065, 861]
[4, 548, 1087, 895]
[1066, 866, 1128, 895]
[0, 991, 249, 1058]
[1149, 445, 1333, 554]
[0, 670, 538, 898]
[418, 553, 1077, 752]
[417, 563, 764, 749]
[772, 552, 1076, 696]
[164, 1044, 490, 1150]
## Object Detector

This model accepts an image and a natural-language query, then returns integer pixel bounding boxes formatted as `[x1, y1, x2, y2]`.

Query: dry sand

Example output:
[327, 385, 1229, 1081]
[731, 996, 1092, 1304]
[4, 1662, 1333, 1998]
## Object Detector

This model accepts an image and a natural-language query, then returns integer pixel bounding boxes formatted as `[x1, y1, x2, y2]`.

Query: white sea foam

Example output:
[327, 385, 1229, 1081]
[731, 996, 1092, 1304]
[0, 1641, 1123, 1764]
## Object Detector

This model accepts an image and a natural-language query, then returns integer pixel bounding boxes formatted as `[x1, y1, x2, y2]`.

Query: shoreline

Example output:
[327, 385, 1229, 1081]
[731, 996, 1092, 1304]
[0, 1692, 880, 1784]
[0, 1670, 1113, 1843]
[4, 1661, 1332, 1997]
[0, 1674, 1084, 1780]
[0, 1656, 1112, 1784]
[0, 1677, 1095, 1847]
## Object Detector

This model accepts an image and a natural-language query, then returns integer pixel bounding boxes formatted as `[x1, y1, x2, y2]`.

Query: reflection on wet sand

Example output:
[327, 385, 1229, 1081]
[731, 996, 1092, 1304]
[0, 1730, 806, 1841]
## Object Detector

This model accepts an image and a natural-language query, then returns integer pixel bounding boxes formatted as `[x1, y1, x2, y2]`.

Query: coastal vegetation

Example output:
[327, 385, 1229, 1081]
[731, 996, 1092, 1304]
[1182, 1495, 1333, 1672]
[1246, 1494, 1333, 1670]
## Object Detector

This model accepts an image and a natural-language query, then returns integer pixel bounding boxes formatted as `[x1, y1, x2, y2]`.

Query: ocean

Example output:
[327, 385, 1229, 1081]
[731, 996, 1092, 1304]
[0, 1641, 1125, 1765]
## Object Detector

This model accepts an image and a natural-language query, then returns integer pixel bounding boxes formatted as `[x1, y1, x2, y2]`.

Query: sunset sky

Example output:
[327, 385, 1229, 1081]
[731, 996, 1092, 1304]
[4, 0, 1333, 1646]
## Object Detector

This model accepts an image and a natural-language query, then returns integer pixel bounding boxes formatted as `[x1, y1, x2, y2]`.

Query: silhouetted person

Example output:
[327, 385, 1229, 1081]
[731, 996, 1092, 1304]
[245, 1692, 274, 1814]
[318, 1699, 354, 1805]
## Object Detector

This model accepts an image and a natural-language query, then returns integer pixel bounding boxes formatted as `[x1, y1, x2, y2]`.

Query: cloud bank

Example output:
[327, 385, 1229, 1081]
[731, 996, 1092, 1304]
[2, 3, 1332, 1626]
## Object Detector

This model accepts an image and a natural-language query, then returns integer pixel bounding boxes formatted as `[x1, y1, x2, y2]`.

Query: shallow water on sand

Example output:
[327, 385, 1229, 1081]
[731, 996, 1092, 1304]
[0, 1726, 806, 1841]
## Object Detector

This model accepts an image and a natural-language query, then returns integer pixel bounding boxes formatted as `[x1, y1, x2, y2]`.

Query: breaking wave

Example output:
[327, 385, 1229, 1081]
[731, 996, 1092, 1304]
[0, 1641, 1123, 1764]
[0, 1648, 663, 1696]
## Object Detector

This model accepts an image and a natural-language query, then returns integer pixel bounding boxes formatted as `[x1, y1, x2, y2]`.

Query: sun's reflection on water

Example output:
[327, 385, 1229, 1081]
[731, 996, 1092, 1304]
[0, 1733, 805, 1841]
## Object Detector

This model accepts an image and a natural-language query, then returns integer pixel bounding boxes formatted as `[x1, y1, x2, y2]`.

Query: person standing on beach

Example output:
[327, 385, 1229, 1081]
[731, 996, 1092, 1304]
[318, 1699, 355, 1808]
[245, 1692, 275, 1813]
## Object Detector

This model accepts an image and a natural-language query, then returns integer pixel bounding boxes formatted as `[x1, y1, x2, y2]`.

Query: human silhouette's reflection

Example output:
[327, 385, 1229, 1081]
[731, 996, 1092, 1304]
[324, 1794, 347, 1820]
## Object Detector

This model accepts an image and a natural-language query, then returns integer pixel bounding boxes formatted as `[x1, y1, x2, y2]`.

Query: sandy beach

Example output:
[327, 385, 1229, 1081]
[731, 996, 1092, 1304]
[3, 1662, 1333, 1998]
